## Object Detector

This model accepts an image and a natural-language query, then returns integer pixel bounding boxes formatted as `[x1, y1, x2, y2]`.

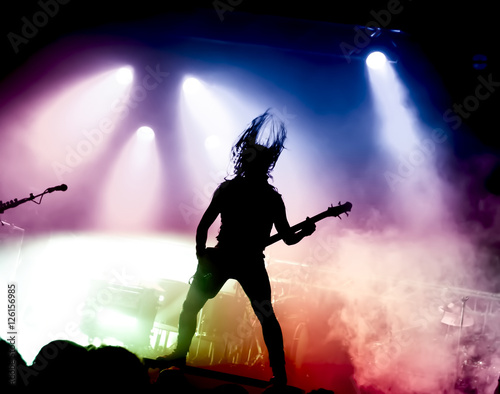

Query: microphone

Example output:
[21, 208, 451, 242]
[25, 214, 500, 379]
[46, 184, 68, 193]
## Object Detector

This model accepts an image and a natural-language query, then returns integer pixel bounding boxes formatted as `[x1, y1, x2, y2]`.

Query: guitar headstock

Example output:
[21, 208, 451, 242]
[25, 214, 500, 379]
[327, 201, 352, 219]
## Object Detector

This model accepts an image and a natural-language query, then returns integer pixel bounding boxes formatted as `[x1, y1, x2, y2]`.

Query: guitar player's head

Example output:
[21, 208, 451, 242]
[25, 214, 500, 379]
[230, 109, 287, 179]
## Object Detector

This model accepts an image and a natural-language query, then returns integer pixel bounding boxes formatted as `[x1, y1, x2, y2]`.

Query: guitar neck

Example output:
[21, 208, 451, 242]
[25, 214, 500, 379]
[265, 209, 331, 247]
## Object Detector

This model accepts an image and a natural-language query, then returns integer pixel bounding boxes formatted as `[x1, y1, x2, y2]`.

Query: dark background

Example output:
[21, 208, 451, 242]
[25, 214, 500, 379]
[1, 0, 499, 156]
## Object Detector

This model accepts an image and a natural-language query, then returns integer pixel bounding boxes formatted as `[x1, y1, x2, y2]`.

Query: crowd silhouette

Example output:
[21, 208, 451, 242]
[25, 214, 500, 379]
[4, 336, 500, 393]
[1, 337, 336, 393]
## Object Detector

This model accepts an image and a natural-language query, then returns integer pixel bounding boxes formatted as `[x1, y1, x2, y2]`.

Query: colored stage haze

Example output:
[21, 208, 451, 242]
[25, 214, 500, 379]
[257, 60, 500, 393]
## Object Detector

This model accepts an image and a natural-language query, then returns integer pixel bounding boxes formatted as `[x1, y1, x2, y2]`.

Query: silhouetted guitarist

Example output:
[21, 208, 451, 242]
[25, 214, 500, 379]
[149, 110, 316, 386]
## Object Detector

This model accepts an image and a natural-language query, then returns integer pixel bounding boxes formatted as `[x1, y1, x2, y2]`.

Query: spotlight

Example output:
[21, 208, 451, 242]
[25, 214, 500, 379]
[115, 67, 134, 85]
[366, 51, 387, 70]
[136, 126, 155, 141]
[182, 77, 203, 93]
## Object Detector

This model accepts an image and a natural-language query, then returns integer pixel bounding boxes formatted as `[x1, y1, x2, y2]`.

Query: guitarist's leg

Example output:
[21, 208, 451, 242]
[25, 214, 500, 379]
[146, 269, 226, 369]
[145, 284, 208, 369]
[238, 264, 287, 385]
[175, 270, 227, 357]
[175, 285, 210, 356]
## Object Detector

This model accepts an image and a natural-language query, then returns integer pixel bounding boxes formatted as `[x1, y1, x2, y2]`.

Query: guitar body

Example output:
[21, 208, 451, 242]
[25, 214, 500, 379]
[192, 247, 226, 298]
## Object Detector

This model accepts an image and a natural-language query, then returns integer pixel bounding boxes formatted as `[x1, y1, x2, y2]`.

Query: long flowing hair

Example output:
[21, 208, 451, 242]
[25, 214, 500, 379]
[230, 109, 287, 178]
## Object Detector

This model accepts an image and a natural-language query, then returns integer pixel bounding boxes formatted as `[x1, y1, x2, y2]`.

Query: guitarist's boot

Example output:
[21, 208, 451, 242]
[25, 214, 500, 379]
[269, 363, 287, 387]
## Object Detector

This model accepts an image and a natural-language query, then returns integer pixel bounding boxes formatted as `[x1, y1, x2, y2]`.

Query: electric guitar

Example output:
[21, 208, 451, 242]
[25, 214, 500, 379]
[193, 202, 352, 295]
[265, 201, 352, 247]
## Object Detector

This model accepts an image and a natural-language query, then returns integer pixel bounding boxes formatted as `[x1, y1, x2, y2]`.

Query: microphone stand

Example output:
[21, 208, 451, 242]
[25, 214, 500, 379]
[0, 185, 67, 214]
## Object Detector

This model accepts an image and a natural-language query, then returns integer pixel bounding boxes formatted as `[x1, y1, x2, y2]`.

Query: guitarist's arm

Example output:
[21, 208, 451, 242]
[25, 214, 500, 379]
[195, 196, 220, 256]
[273, 197, 316, 246]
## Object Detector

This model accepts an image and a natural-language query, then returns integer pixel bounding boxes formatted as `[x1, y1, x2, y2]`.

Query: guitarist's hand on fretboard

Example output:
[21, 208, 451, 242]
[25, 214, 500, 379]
[301, 217, 316, 237]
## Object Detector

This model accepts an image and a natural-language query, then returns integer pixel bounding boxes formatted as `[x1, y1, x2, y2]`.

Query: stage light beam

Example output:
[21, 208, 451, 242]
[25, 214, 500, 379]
[179, 75, 239, 173]
[367, 59, 420, 153]
[94, 127, 162, 231]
